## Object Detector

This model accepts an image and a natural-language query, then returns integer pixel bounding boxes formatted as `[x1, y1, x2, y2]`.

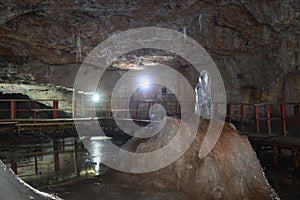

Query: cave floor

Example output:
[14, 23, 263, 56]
[41, 153, 300, 200]
[42, 170, 188, 200]
[0, 132, 299, 200]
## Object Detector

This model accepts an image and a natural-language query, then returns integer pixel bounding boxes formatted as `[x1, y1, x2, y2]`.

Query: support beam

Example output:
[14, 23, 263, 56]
[280, 104, 287, 136]
[227, 104, 232, 123]
[10, 100, 16, 119]
[53, 100, 59, 119]
[33, 100, 37, 119]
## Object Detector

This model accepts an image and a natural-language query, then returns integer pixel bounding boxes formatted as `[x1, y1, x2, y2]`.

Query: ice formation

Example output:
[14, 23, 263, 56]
[195, 70, 212, 119]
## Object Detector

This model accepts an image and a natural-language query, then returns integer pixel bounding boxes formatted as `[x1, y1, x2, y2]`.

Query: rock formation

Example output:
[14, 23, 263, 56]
[120, 117, 279, 200]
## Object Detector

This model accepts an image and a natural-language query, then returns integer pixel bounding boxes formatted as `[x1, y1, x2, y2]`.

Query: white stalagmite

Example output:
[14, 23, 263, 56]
[195, 70, 212, 119]
[199, 13, 202, 32]
[182, 27, 186, 41]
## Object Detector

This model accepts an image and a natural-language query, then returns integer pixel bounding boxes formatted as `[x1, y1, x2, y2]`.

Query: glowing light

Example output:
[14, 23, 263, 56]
[92, 93, 100, 102]
[138, 76, 151, 90]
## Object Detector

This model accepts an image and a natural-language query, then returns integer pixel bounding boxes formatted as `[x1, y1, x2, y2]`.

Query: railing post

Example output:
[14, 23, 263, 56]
[227, 104, 232, 123]
[74, 139, 80, 176]
[135, 101, 139, 120]
[241, 104, 245, 132]
[280, 104, 287, 136]
[255, 105, 260, 134]
[105, 101, 109, 118]
[10, 100, 16, 119]
[11, 161, 17, 175]
[147, 102, 152, 120]
[266, 104, 271, 134]
[73, 99, 77, 119]
[53, 100, 59, 119]
[53, 140, 60, 172]
[33, 100, 37, 119]
[34, 155, 38, 175]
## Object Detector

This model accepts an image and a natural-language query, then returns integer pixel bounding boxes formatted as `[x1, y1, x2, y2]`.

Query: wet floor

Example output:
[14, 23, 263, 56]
[258, 151, 300, 200]
[0, 132, 299, 199]
[0, 133, 109, 188]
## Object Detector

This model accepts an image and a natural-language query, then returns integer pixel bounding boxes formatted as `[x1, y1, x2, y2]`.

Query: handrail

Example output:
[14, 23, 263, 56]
[0, 99, 299, 136]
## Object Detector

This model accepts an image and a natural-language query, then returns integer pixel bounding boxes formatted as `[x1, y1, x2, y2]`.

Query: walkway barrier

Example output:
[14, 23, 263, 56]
[0, 99, 299, 136]
[0, 98, 299, 168]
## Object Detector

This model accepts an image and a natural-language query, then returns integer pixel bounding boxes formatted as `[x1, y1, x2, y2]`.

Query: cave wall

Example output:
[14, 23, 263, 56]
[0, 0, 299, 103]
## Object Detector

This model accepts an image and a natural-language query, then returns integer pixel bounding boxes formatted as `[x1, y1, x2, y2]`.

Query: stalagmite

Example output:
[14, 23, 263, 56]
[120, 117, 279, 200]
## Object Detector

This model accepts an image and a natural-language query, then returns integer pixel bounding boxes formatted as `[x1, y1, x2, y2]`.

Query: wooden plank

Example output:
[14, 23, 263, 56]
[247, 134, 300, 149]
[280, 104, 287, 136]
[15, 122, 75, 126]
[0, 121, 18, 125]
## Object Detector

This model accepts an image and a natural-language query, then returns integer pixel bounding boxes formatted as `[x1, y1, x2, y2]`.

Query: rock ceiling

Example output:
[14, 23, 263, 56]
[0, 0, 299, 103]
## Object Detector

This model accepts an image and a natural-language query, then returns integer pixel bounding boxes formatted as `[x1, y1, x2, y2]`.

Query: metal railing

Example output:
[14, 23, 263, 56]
[0, 99, 299, 136]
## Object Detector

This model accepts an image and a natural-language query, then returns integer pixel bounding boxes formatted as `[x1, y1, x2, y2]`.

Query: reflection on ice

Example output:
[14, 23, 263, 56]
[0, 136, 110, 187]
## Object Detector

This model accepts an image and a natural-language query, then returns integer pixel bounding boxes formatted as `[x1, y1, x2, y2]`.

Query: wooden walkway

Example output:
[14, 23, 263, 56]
[245, 133, 300, 168]
[0, 117, 155, 135]
[0, 98, 299, 167]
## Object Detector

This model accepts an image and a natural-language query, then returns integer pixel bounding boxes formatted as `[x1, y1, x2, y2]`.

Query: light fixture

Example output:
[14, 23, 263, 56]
[92, 93, 100, 102]
[138, 76, 151, 90]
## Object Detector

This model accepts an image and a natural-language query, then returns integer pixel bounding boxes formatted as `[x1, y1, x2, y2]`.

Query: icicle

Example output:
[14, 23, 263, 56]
[182, 27, 186, 42]
[199, 13, 202, 32]
[105, 49, 112, 65]
[76, 35, 82, 63]
[195, 70, 212, 119]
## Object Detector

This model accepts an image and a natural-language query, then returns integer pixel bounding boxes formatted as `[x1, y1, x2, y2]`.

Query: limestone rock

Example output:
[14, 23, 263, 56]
[120, 117, 279, 200]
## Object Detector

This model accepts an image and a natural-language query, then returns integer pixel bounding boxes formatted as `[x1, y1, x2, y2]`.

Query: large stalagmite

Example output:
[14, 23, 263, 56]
[119, 117, 279, 200]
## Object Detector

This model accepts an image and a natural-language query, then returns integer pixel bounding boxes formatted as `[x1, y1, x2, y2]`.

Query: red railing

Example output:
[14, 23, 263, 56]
[0, 99, 73, 119]
[1, 99, 299, 136]
[226, 102, 300, 136]
[226, 103, 254, 132]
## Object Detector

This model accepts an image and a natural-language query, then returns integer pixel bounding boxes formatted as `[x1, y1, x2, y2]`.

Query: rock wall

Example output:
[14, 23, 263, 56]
[0, 0, 299, 103]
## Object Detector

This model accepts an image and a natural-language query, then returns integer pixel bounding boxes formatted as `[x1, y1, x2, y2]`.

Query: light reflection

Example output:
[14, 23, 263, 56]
[88, 136, 111, 175]
[0, 137, 110, 187]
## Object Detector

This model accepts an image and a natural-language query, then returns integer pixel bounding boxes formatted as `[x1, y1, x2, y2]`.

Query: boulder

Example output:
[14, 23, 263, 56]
[120, 117, 279, 200]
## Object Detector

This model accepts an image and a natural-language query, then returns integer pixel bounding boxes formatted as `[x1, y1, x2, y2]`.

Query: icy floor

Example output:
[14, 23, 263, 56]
[0, 160, 60, 200]
[259, 151, 300, 200]
[0, 134, 299, 199]
[44, 170, 189, 200]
